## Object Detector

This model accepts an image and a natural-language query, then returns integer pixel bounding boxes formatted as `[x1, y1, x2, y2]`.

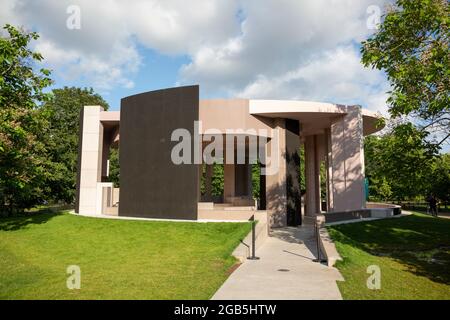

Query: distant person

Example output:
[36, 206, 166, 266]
[426, 194, 438, 217]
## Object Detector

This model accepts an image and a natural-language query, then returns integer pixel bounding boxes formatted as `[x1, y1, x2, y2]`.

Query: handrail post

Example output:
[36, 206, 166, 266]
[247, 215, 260, 260]
[313, 216, 326, 263]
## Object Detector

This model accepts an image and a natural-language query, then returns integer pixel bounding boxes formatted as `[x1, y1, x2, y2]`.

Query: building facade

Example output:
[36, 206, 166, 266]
[75, 85, 383, 227]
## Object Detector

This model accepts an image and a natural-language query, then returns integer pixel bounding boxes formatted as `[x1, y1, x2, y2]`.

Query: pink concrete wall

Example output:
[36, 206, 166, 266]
[329, 106, 365, 212]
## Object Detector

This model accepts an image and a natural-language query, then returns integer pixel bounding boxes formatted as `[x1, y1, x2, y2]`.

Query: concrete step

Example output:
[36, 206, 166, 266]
[214, 203, 233, 208]
[222, 206, 255, 211]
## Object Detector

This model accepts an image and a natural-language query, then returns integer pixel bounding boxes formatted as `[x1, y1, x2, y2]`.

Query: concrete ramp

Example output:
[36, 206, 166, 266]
[212, 226, 343, 300]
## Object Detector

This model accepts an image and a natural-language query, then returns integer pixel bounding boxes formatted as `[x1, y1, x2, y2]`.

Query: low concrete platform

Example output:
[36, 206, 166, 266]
[212, 226, 343, 300]
[70, 210, 250, 223]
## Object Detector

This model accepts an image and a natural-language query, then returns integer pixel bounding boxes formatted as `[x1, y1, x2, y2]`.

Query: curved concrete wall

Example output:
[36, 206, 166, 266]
[199, 99, 274, 136]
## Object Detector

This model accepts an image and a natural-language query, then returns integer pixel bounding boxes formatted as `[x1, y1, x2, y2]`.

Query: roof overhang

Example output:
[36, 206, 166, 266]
[249, 99, 384, 136]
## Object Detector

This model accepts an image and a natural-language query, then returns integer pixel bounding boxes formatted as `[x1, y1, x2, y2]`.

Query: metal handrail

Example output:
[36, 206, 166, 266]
[247, 215, 260, 260]
[313, 218, 327, 264]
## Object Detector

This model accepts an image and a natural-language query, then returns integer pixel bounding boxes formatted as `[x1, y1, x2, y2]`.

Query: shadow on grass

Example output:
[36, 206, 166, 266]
[329, 214, 450, 285]
[0, 211, 62, 231]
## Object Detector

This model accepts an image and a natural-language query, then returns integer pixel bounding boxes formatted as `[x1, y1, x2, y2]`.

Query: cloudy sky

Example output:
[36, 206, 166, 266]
[1, 0, 391, 113]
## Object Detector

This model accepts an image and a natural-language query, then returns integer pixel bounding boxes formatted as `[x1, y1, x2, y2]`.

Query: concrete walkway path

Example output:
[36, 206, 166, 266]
[212, 226, 344, 300]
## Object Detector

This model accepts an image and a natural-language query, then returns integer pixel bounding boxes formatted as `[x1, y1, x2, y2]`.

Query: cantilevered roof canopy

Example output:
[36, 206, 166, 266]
[249, 100, 383, 136]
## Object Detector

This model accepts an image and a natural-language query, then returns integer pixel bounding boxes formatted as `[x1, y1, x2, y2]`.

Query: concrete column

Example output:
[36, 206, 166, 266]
[224, 163, 236, 202]
[329, 105, 365, 211]
[304, 133, 328, 215]
[304, 135, 319, 216]
[265, 118, 287, 227]
[316, 133, 326, 212]
[325, 128, 334, 211]
[76, 106, 104, 215]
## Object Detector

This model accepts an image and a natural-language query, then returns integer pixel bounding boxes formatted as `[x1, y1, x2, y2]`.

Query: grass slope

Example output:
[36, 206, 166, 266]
[0, 212, 251, 299]
[328, 213, 450, 300]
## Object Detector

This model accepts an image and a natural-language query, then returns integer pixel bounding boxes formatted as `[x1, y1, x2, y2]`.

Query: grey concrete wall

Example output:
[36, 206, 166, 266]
[75, 107, 84, 213]
[265, 118, 287, 227]
[304, 134, 320, 216]
[199, 99, 273, 135]
[76, 106, 104, 215]
[329, 106, 365, 212]
[119, 86, 199, 219]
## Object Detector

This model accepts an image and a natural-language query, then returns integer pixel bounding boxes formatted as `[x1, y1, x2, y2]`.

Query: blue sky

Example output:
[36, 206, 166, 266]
[1, 0, 394, 113]
[50, 45, 191, 110]
[3, 0, 446, 151]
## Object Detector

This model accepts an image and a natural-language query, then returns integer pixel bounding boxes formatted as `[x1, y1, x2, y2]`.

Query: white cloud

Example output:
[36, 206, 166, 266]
[179, 0, 391, 113]
[33, 36, 140, 90]
[0, 0, 20, 26]
[236, 46, 390, 114]
[0, 0, 391, 113]
[126, 0, 241, 55]
[1, 0, 141, 90]
[0, 0, 242, 91]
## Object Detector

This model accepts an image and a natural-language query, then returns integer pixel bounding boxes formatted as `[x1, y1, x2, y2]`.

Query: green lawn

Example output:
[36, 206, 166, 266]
[328, 213, 450, 300]
[0, 212, 251, 299]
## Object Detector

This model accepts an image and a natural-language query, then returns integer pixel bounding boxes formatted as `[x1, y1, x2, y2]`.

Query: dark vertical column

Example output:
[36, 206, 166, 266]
[119, 86, 199, 220]
[259, 163, 266, 210]
[100, 124, 112, 182]
[286, 119, 301, 226]
[235, 163, 248, 196]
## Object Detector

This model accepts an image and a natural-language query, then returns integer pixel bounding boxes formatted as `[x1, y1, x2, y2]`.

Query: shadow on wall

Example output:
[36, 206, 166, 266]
[329, 214, 450, 285]
[265, 147, 287, 227]
[266, 178, 287, 228]
[330, 109, 365, 210]
[266, 151, 301, 227]
[286, 149, 301, 226]
[266, 146, 302, 228]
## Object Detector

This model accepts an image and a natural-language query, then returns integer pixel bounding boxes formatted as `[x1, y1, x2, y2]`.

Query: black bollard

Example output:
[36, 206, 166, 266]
[247, 215, 260, 260]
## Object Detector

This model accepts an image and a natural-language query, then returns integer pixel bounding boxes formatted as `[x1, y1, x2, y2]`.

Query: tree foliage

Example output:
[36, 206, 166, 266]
[364, 122, 448, 201]
[361, 0, 449, 143]
[428, 153, 450, 202]
[0, 25, 108, 212]
[109, 147, 120, 188]
[42, 87, 109, 203]
[0, 25, 53, 214]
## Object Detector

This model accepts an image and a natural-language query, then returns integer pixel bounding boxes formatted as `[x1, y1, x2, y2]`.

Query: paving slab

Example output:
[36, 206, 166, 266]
[212, 226, 343, 300]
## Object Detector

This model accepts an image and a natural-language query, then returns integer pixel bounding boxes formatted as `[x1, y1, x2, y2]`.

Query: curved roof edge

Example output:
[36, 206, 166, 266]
[248, 99, 384, 135]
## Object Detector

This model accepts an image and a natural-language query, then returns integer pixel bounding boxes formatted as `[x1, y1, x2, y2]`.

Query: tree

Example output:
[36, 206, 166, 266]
[364, 123, 438, 201]
[361, 0, 449, 145]
[0, 25, 53, 214]
[378, 177, 393, 201]
[42, 87, 109, 203]
[109, 147, 120, 187]
[428, 153, 450, 203]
